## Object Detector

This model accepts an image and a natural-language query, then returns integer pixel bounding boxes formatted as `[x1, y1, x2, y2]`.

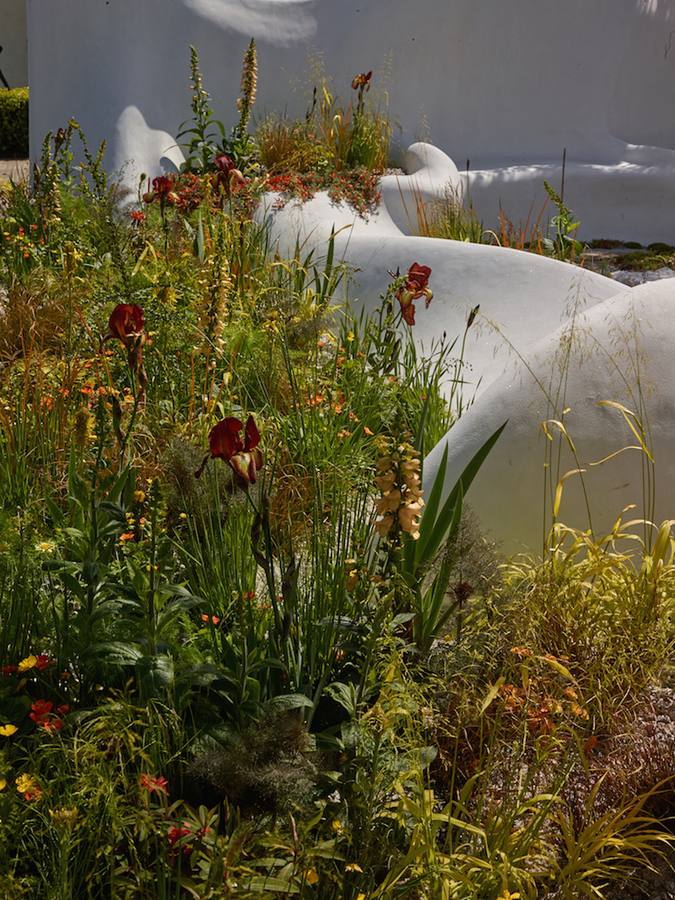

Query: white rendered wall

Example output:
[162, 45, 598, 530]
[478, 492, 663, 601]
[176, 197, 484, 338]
[0, 0, 27, 88]
[28, 0, 675, 239]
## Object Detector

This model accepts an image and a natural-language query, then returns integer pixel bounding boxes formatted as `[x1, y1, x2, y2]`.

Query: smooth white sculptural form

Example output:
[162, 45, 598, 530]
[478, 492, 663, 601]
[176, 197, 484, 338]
[29, 0, 675, 240]
[28, 0, 675, 550]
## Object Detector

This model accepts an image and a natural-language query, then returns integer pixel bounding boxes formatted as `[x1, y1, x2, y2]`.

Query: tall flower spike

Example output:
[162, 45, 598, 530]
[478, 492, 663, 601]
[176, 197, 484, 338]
[237, 38, 258, 134]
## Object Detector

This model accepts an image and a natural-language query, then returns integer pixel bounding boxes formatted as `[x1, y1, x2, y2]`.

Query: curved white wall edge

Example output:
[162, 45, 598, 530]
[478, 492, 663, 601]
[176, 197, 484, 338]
[29, 0, 675, 242]
[467, 154, 675, 245]
[259, 143, 629, 402]
[423, 279, 675, 555]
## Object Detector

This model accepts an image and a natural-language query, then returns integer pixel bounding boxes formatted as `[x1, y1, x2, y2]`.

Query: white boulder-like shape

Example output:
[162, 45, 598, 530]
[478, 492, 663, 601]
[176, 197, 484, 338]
[260, 143, 629, 401]
[28, 0, 675, 241]
[423, 280, 675, 555]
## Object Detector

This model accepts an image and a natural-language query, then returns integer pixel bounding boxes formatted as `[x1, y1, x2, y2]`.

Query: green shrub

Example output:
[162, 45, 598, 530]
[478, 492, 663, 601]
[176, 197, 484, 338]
[0, 87, 29, 157]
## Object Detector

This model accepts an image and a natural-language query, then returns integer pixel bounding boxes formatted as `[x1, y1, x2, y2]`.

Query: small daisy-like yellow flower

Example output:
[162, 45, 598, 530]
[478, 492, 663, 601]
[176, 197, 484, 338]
[0, 777, 6, 791]
[35, 540, 56, 554]
[18, 655, 37, 672]
[133, 490, 146, 503]
[304, 868, 319, 886]
[0, 724, 18, 737]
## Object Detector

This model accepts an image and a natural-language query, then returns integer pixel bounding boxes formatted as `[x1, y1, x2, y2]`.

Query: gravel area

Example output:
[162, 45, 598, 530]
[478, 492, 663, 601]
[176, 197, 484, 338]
[0, 158, 29, 183]
[611, 266, 675, 286]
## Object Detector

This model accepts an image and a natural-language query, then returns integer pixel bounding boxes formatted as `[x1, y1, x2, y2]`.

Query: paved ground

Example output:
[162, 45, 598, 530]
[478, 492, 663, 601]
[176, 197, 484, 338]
[0, 158, 29, 182]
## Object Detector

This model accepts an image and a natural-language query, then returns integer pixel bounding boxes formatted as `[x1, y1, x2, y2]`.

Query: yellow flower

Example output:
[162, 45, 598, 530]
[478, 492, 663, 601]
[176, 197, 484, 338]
[0, 777, 6, 791]
[398, 500, 425, 540]
[0, 724, 18, 736]
[16, 774, 42, 801]
[16, 774, 32, 793]
[50, 806, 78, 828]
[35, 540, 56, 554]
[133, 490, 146, 503]
[304, 868, 319, 886]
[345, 863, 363, 873]
[18, 655, 37, 672]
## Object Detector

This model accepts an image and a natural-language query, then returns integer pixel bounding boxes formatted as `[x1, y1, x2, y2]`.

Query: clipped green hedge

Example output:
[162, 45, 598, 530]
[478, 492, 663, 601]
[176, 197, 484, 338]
[0, 87, 29, 157]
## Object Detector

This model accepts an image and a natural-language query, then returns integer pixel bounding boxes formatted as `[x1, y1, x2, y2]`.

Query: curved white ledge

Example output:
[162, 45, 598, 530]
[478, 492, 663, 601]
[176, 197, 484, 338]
[424, 280, 675, 554]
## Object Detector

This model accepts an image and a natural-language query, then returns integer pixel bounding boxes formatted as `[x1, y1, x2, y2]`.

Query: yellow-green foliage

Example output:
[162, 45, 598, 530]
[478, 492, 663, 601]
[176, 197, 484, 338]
[503, 519, 675, 721]
[0, 87, 29, 157]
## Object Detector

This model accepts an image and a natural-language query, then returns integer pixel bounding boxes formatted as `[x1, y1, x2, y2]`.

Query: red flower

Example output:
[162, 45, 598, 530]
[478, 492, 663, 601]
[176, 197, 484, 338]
[351, 70, 373, 90]
[29, 699, 53, 723]
[41, 717, 64, 732]
[56, 704, 70, 716]
[105, 304, 145, 348]
[168, 824, 193, 855]
[396, 263, 433, 326]
[0, 664, 18, 676]
[29, 699, 65, 731]
[204, 416, 263, 487]
[200, 614, 220, 625]
[211, 154, 246, 194]
[143, 174, 178, 206]
[34, 654, 52, 671]
[214, 154, 235, 173]
[140, 773, 169, 795]
[129, 210, 146, 223]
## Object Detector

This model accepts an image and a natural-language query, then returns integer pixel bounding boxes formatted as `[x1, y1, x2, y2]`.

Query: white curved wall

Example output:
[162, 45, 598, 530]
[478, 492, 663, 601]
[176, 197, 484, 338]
[424, 280, 675, 554]
[0, 0, 27, 88]
[28, 0, 675, 239]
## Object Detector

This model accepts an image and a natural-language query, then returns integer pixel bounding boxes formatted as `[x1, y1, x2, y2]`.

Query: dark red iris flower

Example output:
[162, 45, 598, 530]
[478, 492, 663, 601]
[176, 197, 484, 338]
[104, 303, 145, 348]
[214, 154, 236, 173]
[212, 154, 246, 194]
[396, 263, 433, 326]
[351, 71, 373, 90]
[208, 416, 263, 487]
[143, 174, 179, 206]
[34, 654, 53, 671]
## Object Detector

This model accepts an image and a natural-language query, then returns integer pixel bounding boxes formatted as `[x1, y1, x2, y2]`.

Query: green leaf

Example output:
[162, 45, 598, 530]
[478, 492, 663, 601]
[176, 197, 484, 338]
[479, 676, 505, 715]
[417, 422, 507, 570]
[266, 693, 314, 713]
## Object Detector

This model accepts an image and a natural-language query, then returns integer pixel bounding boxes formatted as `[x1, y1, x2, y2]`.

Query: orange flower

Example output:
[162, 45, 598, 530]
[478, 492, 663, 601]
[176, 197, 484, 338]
[139, 773, 169, 795]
